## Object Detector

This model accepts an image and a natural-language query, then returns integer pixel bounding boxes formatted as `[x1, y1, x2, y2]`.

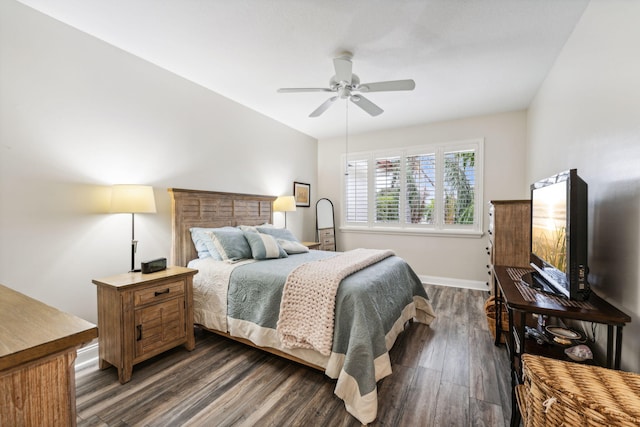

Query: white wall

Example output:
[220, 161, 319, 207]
[318, 111, 528, 287]
[527, 0, 640, 372]
[0, 0, 317, 324]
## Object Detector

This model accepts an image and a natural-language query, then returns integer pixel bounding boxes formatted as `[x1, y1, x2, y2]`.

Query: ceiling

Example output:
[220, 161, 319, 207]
[17, 0, 589, 140]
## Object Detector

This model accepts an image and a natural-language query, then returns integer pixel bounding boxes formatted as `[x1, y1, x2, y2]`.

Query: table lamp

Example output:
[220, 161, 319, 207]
[110, 184, 157, 272]
[273, 196, 296, 228]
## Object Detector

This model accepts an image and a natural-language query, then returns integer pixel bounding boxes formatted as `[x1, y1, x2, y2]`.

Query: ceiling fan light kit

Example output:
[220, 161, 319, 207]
[278, 53, 415, 118]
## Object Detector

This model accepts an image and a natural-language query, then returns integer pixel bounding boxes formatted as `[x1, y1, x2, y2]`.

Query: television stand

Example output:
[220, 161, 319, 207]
[492, 265, 631, 427]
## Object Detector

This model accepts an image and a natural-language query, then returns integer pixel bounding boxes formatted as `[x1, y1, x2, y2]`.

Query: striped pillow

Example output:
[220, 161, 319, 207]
[205, 228, 252, 261]
[243, 232, 288, 260]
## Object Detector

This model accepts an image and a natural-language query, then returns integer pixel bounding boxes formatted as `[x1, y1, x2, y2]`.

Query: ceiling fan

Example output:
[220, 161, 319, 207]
[277, 53, 415, 118]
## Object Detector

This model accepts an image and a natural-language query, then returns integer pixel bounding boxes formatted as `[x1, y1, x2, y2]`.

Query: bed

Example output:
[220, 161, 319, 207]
[168, 188, 436, 424]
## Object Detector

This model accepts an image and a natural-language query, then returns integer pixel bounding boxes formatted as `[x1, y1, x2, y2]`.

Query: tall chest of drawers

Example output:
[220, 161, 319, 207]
[488, 200, 531, 286]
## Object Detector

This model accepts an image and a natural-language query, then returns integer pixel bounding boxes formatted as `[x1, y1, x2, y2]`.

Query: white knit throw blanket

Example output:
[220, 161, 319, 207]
[277, 248, 395, 356]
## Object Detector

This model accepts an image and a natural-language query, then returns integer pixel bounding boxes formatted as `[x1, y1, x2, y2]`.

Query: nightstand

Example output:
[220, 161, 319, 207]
[302, 241, 321, 250]
[92, 266, 198, 384]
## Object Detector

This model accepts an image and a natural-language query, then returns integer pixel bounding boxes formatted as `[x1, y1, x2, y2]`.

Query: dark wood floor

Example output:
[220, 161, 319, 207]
[76, 285, 512, 426]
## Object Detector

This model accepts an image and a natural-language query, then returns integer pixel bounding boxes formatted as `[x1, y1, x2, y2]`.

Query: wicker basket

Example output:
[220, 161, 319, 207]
[520, 354, 640, 426]
[484, 296, 509, 344]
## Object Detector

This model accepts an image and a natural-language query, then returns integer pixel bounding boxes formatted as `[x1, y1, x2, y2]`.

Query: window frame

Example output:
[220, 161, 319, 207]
[341, 138, 484, 238]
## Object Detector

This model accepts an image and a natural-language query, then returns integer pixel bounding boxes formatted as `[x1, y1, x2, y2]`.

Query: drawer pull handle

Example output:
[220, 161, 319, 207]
[154, 289, 170, 297]
[136, 325, 142, 341]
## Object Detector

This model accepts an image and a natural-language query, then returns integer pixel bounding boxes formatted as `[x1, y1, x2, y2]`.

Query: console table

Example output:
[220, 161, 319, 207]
[493, 265, 631, 426]
[0, 284, 98, 426]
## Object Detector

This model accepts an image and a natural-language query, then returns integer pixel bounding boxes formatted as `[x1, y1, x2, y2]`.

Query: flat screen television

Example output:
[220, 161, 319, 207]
[522, 169, 591, 301]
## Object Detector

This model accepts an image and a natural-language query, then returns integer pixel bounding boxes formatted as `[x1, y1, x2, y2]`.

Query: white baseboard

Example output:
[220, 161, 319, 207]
[420, 275, 489, 291]
[75, 341, 99, 371]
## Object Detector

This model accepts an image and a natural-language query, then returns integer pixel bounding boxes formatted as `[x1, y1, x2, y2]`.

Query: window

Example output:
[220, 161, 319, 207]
[343, 139, 483, 236]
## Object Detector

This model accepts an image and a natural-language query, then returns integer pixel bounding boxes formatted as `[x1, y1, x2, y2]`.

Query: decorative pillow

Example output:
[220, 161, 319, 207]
[277, 239, 309, 254]
[204, 228, 252, 261]
[256, 226, 299, 242]
[189, 227, 224, 260]
[238, 223, 273, 233]
[244, 232, 288, 260]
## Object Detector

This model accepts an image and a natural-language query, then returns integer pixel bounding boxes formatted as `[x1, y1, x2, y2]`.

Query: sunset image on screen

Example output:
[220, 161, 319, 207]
[531, 182, 567, 273]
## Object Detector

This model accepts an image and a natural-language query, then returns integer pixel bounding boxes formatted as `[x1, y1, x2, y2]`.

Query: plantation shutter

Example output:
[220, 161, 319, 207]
[405, 153, 436, 224]
[342, 139, 482, 233]
[345, 158, 368, 223]
[375, 156, 401, 223]
[443, 149, 476, 225]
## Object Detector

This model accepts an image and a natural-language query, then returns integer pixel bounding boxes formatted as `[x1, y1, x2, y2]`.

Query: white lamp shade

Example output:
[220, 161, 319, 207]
[110, 185, 157, 213]
[273, 196, 296, 212]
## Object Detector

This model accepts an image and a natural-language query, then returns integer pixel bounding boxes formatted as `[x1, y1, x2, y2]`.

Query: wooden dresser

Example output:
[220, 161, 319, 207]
[92, 266, 197, 384]
[488, 200, 531, 285]
[0, 284, 97, 426]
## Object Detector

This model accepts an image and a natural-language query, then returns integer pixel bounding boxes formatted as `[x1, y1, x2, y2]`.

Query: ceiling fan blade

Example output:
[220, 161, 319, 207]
[309, 96, 338, 117]
[358, 79, 415, 93]
[277, 88, 333, 93]
[333, 56, 353, 85]
[350, 95, 383, 116]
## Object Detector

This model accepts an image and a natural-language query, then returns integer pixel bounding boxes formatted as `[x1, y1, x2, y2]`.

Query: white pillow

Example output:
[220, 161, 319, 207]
[277, 239, 309, 254]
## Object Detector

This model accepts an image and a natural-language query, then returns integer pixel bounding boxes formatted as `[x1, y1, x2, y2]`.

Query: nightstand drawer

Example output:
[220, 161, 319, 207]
[134, 280, 184, 307]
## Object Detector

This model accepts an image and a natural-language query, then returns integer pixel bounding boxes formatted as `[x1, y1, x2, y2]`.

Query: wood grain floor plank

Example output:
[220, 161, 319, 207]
[390, 321, 432, 369]
[375, 364, 416, 426]
[416, 313, 448, 371]
[183, 357, 297, 426]
[441, 315, 470, 387]
[395, 366, 441, 426]
[286, 377, 360, 427]
[469, 397, 506, 427]
[469, 327, 502, 404]
[131, 348, 271, 426]
[433, 380, 470, 426]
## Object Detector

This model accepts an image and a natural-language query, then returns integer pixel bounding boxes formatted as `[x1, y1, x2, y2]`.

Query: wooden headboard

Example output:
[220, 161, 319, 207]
[168, 188, 276, 267]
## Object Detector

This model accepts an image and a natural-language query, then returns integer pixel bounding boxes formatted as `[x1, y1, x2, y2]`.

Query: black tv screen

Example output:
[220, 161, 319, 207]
[525, 169, 590, 301]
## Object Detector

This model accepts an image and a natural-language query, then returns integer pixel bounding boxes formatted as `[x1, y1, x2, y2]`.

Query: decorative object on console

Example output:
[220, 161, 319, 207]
[110, 184, 157, 272]
[273, 195, 296, 228]
[564, 344, 593, 362]
[545, 325, 583, 343]
[293, 182, 310, 207]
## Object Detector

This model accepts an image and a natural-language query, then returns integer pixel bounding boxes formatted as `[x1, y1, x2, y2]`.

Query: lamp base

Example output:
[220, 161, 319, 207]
[129, 269, 141, 273]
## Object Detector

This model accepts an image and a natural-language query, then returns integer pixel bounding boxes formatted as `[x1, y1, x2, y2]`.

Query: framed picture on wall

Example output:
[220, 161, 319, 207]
[293, 181, 310, 207]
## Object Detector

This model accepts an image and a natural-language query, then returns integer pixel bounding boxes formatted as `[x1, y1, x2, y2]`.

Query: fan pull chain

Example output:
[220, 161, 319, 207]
[345, 100, 350, 176]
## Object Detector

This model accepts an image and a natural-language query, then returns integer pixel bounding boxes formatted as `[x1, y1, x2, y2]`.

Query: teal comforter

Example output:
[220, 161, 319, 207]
[226, 250, 435, 424]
